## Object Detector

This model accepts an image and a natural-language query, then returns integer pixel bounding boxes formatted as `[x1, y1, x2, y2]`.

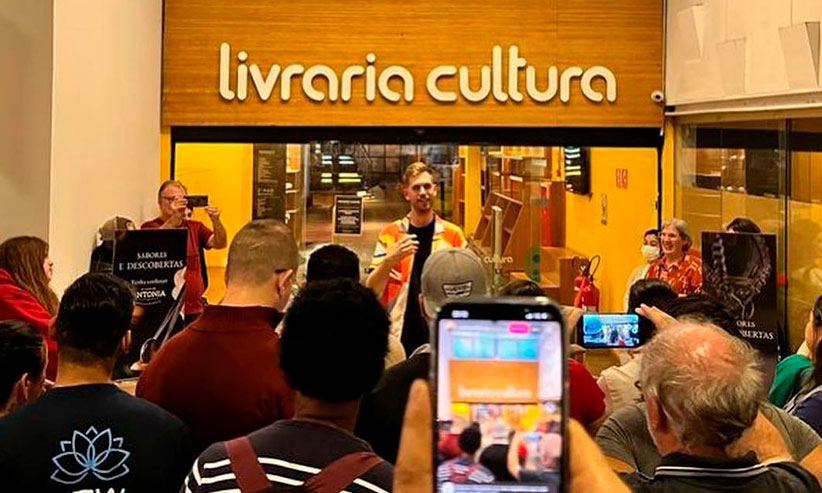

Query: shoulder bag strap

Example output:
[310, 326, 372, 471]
[303, 451, 384, 493]
[226, 437, 275, 493]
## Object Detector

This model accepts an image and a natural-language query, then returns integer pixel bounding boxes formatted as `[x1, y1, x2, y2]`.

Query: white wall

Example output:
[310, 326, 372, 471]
[50, 0, 162, 292]
[667, 0, 822, 105]
[0, 0, 53, 240]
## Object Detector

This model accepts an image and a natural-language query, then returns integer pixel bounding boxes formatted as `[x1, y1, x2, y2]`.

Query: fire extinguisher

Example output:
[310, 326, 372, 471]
[574, 255, 601, 312]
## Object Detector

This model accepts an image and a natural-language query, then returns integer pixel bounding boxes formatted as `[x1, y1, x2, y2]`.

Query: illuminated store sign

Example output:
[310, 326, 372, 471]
[218, 43, 617, 105]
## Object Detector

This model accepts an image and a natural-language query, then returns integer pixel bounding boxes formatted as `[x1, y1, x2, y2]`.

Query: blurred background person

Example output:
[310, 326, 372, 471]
[646, 218, 702, 295]
[499, 280, 606, 433]
[624, 229, 660, 310]
[0, 320, 47, 417]
[438, 423, 495, 484]
[727, 217, 763, 234]
[0, 236, 58, 380]
[783, 295, 822, 437]
[306, 244, 406, 368]
[89, 216, 136, 274]
[599, 279, 677, 416]
[771, 295, 822, 408]
[142, 180, 227, 325]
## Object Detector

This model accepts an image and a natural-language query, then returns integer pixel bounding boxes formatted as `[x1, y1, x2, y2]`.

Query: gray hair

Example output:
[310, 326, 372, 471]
[661, 218, 693, 252]
[639, 322, 763, 449]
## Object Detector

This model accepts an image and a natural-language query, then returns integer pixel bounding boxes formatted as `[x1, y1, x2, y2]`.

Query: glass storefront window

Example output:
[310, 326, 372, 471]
[788, 119, 822, 353]
[676, 119, 822, 352]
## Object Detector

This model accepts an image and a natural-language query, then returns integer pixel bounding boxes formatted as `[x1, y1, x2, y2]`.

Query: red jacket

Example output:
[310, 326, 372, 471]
[0, 269, 57, 380]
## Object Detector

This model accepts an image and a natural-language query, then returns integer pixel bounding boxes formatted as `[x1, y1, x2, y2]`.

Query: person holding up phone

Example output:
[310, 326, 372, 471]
[142, 180, 228, 324]
[366, 163, 466, 357]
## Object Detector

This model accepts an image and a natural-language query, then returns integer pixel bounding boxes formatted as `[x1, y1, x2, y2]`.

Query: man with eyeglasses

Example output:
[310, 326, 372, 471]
[142, 180, 227, 325]
[366, 163, 466, 357]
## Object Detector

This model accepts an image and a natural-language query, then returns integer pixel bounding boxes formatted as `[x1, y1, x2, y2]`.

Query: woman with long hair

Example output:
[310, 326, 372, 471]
[0, 237, 59, 380]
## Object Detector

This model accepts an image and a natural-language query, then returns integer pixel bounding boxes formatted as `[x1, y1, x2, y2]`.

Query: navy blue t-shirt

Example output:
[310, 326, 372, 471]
[0, 383, 194, 492]
[793, 386, 822, 438]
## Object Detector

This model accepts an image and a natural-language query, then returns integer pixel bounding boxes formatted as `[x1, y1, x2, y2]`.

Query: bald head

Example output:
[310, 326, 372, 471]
[226, 220, 298, 286]
[640, 322, 763, 450]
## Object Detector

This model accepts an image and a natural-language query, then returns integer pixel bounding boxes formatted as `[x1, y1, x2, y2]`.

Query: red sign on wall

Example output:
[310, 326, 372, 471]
[616, 168, 628, 189]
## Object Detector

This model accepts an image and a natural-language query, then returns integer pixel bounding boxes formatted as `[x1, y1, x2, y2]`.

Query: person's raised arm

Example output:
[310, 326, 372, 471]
[205, 204, 228, 249]
[366, 234, 418, 297]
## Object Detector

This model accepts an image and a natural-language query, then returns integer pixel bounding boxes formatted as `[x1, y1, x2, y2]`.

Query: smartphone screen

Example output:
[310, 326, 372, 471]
[435, 299, 565, 493]
[577, 313, 641, 348]
[185, 195, 208, 208]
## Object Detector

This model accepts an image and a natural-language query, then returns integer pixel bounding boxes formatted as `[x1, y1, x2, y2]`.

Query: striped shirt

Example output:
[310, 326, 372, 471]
[437, 457, 495, 484]
[183, 420, 393, 493]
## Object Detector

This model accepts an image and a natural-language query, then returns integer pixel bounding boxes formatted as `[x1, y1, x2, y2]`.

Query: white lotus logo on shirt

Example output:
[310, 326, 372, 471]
[51, 426, 131, 485]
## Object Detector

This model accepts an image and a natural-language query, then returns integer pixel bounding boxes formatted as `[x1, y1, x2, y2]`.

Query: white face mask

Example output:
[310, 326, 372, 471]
[642, 245, 660, 262]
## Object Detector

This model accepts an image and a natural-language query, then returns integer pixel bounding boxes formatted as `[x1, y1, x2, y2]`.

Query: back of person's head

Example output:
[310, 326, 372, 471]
[0, 236, 58, 315]
[640, 322, 762, 449]
[281, 279, 389, 402]
[226, 220, 299, 286]
[726, 217, 762, 234]
[458, 424, 482, 456]
[628, 279, 677, 314]
[55, 273, 135, 367]
[420, 248, 488, 318]
[306, 244, 360, 283]
[500, 280, 545, 297]
[0, 321, 46, 413]
[665, 294, 740, 338]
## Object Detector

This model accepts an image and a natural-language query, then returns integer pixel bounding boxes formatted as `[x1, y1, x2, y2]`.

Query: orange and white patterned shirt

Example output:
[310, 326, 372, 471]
[646, 250, 703, 296]
[367, 213, 466, 339]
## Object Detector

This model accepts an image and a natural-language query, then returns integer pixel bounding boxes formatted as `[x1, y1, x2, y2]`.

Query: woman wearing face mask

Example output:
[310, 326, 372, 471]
[0, 237, 59, 381]
[623, 229, 660, 310]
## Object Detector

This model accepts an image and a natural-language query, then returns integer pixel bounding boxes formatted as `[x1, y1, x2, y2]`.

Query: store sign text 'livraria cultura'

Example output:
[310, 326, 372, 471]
[218, 43, 617, 105]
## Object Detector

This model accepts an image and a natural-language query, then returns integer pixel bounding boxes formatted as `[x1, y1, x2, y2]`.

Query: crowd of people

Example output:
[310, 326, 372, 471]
[0, 163, 820, 492]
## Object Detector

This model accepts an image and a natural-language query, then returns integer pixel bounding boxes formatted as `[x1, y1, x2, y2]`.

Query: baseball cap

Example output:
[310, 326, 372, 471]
[421, 248, 488, 317]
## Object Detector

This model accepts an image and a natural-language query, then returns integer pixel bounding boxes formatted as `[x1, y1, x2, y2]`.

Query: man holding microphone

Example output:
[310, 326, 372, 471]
[366, 163, 466, 357]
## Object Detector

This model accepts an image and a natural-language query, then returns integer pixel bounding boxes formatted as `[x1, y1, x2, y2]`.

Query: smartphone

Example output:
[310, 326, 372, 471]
[185, 195, 209, 208]
[434, 297, 566, 493]
[576, 313, 645, 349]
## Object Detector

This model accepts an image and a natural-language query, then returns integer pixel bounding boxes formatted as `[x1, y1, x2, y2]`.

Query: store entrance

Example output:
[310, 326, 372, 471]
[170, 127, 661, 376]
[302, 143, 458, 263]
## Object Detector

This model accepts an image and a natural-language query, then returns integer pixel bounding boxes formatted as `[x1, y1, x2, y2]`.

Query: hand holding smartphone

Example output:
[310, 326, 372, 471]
[184, 195, 209, 208]
[434, 298, 567, 492]
[576, 313, 648, 349]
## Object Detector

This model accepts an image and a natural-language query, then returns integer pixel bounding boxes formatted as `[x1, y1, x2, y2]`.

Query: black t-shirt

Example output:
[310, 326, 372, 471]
[185, 419, 394, 492]
[356, 352, 431, 464]
[401, 220, 436, 356]
[0, 383, 194, 493]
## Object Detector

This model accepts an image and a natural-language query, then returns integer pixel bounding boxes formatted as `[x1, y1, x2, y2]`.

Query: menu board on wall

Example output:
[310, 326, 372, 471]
[701, 232, 779, 380]
[333, 195, 364, 236]
[253, 144, 286, 220]
[112, 229, 187, 377]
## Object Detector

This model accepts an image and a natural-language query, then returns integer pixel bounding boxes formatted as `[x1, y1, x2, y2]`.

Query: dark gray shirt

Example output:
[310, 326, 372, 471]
[596, 402, 821, 474]
[621, 452, 821, 493]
